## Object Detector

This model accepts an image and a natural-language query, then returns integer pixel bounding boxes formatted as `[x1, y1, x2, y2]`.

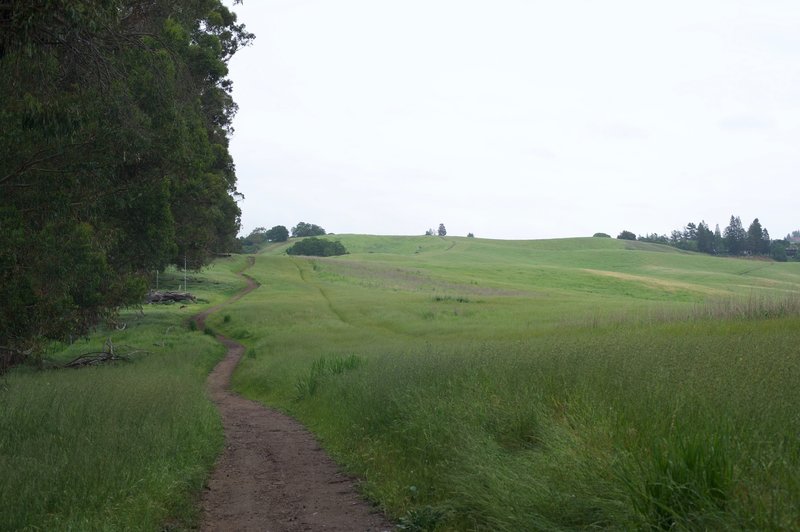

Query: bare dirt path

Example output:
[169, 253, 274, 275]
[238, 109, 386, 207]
[195, 259, 392, 531]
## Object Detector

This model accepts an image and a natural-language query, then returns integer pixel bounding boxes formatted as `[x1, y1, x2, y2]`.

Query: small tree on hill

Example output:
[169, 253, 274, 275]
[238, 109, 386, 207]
[593, 232, 611, 238]
[617, 230, 636, 241]
[291, 222, 326, 238]
[265, 225, 289, 242]
[438, 223, 447, 237]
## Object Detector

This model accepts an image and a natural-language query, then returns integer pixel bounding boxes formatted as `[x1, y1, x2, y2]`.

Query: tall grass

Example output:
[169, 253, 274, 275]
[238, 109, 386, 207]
[223, 240, 800, 530]
[567, 293, 800, 329]
[287, 319, 800, 529]
[0, 256, 247, 530]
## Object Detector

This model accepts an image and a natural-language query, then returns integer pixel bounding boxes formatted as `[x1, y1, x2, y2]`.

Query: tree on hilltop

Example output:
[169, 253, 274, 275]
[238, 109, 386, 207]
[265, 225, 289, 242]
[747, 218, 770, 255]
[438, 223, 447, 237]
[724, 216, 747, 255]
[291, 222, 326, 238]
[617, 230, 636, 241]
[696, 221, 714, 253]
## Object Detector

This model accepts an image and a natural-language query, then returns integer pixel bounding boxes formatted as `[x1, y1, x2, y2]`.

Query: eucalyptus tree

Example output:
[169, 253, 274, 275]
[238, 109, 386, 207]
[0, 0, 253, 361]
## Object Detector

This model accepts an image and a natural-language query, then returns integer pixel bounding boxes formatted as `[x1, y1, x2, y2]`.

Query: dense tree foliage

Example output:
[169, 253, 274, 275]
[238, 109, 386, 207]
[291, 222, 326, 238]
[238, 226, 267, 253]
[0, 0, 253, 359]
[438, 223, 447, 237]
[238, 225, 288, 253]
[617, 230, 636, 241]
[286, 238, 347, 257]
[265, 225, 289, 242]
[724, 216, 747, 255]
[747, 218, 770, 255]
[770, 241, 788, 262]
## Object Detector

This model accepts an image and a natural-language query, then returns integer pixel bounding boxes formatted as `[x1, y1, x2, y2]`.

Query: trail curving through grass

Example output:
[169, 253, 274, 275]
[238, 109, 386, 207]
[197, 257, 391, 531]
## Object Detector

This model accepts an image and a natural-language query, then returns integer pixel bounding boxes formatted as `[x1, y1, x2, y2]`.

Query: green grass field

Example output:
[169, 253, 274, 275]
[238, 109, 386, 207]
[0, 256, 248, 531]
[3, 236, 800, 530]
[216, 235, 800, 530]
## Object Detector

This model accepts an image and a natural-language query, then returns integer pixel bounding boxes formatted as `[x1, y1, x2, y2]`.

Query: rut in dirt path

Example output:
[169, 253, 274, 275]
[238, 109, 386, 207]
[196, 258, 392, 532]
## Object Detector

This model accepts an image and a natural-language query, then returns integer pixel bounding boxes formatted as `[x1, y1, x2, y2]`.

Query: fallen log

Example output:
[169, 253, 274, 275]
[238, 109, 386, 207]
[63, 338, 146, 369]
[146, 290, 196, 304]
[64, 351, 129, 368]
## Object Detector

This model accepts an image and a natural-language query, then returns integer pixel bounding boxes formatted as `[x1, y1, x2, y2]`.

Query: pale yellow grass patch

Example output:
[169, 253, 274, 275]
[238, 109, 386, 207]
[582, 269, 727, 296]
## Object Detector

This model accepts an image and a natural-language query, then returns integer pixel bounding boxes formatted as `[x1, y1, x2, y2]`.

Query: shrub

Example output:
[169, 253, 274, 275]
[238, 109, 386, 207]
[286, 237, 347, 257]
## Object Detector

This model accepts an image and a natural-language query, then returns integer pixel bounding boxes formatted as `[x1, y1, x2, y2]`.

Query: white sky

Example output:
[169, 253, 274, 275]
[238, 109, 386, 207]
[225, 0, 800, 240]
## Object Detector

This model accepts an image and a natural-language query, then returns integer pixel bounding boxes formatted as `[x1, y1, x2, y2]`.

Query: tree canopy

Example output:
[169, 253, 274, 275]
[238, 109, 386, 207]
[724, 216, 747, 255]
[265, 225, 289, 242]
[291, 222, 326, 238]
[0, 0, 253, 360]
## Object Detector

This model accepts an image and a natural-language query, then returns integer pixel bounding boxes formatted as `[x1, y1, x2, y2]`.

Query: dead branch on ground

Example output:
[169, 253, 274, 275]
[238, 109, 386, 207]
[146, 290, 196, 304]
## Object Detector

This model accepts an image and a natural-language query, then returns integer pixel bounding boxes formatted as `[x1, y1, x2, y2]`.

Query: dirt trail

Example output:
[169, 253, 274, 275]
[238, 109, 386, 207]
[196, 260, 392, 531]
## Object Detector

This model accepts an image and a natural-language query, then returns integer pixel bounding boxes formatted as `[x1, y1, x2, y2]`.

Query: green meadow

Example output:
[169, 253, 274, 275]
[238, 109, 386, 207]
[3, 236, 800, 530]
[215, 235, 800, 530]
[0, 256, 249, 531]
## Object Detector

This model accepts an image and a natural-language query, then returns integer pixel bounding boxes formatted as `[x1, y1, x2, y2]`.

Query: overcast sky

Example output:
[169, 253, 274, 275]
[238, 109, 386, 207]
[225, 1, 799, 240]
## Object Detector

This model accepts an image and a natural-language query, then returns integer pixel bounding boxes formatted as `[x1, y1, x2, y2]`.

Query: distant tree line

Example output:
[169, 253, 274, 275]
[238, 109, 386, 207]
[1, 1, 253, 361]
[237, 221, 328, 253]
[616, 217, 797, 261]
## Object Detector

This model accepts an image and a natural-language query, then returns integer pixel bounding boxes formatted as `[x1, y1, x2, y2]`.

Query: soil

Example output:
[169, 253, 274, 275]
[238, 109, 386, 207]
[195, 262, 392, 531]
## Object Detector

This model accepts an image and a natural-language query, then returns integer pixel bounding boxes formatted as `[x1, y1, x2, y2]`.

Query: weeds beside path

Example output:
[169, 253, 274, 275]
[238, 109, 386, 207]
[198, 258, 391, 531]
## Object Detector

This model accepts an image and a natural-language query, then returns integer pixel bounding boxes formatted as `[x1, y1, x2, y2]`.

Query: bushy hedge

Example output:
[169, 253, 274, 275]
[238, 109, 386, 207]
[286, 238, 347, 257]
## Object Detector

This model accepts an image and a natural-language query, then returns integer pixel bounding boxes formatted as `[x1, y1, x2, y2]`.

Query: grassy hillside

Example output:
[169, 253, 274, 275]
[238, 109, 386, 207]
[214, 235, 800, 530]
[4, 236, 798, 530]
